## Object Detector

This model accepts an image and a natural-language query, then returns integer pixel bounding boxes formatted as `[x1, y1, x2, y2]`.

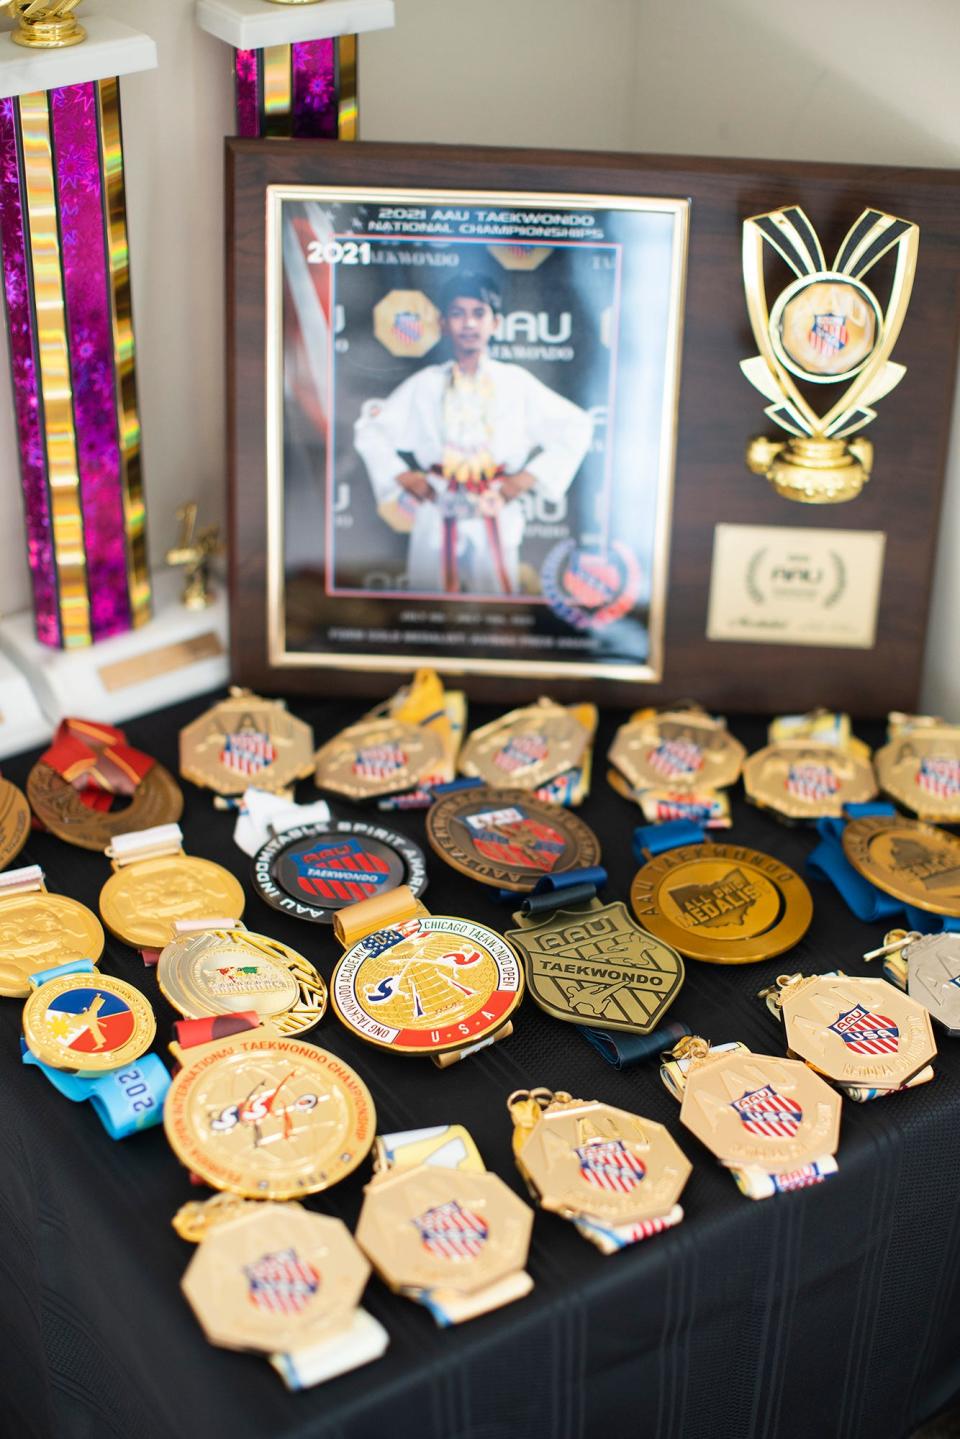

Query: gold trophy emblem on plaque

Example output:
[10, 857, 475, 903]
[741, 206, 918, 503]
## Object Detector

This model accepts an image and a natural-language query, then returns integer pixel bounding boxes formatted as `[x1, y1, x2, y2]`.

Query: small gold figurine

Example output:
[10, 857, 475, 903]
[166, 504, 223, 611]
[5, 0, 86, 48]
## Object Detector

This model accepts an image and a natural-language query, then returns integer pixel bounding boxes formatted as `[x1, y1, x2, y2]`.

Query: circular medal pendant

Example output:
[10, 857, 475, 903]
[875, 729, 960, 823]
[516, 1099, 691, 1228]
[23, 972, 156, 1073]
[781, 974, 936, 1091]
[608, 711, 746, 793]
[630, 843, 813, 963]
[164, 1032, 375, 1199]
[179, 691, 315, 796]
[99, 855, 246, 949]
[332, 914, 523, 1055]
[743, 741, 877, 822]
[157, 928, 327, 1037]
[903, 932, 960, 1034]
[0, 777, 30, 870]
[27, 760, 183, 851]
[459, 704, 588, 790]
[314, 719, 444, 801]
[426, 786, 601, 892]
[842, 815, 960, 917]
[0, 892, 104, 999]
[771, 274, 879, 381]
[252, 820, 427, 925]
[680, 1051, 841, 1172]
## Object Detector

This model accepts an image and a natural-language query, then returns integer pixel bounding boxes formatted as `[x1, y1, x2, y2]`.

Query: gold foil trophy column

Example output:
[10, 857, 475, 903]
[741, 206, 918, 503]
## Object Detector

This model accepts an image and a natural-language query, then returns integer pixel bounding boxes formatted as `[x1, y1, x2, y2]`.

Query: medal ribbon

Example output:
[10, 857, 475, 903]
[41, 719, 155, 813]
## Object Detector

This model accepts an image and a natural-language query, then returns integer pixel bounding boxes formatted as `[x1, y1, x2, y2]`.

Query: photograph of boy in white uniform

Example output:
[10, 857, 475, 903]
[354, 271, 593, 596]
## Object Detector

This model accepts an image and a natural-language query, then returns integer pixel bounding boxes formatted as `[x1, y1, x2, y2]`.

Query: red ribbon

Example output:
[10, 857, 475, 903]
[41, 718, 155, 813]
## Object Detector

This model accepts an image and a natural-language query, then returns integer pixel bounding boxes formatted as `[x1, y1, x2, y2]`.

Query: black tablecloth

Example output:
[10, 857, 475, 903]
[2, 697, 959, 1439]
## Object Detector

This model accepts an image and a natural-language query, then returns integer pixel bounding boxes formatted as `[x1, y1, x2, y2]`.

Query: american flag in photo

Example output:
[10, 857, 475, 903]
[829, 1004, 900, 1056]
[352, 744, 407, 781]
[808, 313, 848, 357]
[284, 202, 336, 433]
[731, 1085, 803, 1140]
[414, 1201, 489, 1261]
[576, 1139, 646, 1193]
[220, 730, 277, 777]
[244, 1249, 320, 1316]
[786, 763, 840, 802]
[918, 757, 960, 800]
[647, 738, 703, 780]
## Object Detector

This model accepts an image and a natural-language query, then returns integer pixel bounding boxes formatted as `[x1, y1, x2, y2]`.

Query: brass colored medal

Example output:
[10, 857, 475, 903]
[459, 702, 589, 790]
[426, 785, 601, 892]
[158, 927, 327, 1036]
[27, 759, 183, 851]
[902, 932, 960, 1035]
[780, 974, 936, 1091]
[743, 741, 877, 821]
[609, 710, 746, 794]
[179, 690, 315, 796]
[164, 1029, 376, 1199]
[98, 826, 245, 949]
[842, 814, 960, 917]
[23, 971, 156, 1073]
[875, 728, 960, 823]
[630, 843, 813, 963]
[0, 866, 104, 999]
[315, 718, 444, 801]
[506, 899, 683, 1033]
[0, 776, 30, 870]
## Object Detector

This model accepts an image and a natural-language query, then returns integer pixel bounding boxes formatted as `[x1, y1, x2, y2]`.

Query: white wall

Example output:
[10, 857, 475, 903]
[0, 0, 957, 709]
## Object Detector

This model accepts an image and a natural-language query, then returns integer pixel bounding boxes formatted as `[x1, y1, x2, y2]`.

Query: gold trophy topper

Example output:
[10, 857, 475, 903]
[5, 0, 85, 48]
[741, 206, 918, 503]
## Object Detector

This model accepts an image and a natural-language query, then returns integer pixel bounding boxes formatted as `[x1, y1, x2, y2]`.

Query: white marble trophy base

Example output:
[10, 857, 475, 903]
[0, 570, 229, 746]
[0, 16, 157, 100]
[195, 0, 394, 50]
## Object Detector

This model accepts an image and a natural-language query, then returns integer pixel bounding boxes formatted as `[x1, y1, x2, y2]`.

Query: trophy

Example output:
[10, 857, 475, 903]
[741, 206, 919, 503]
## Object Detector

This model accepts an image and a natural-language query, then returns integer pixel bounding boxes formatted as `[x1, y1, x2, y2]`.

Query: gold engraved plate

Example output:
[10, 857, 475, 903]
[460, 702, 589, 790]
[182, 1204, 371, 1356]
[22, 971, 156, 1073]
[743, 741, 877, 821]
[903, 933, 960, 1035]
[506, 899, 683, 1033]
[0, 777, 31, 871]
[356, 1166, 533, 1296]
[315, 719, 444, 801]
[631, 843, 813, 963]
[609, 711, 745, 794]
[164, 1030, 376, 1199]
[842, 815, 960, 917]
[875, 728, 960, 823]
[680, 1050, 841, 1172]
[513, 1094, 690, 1227]
[0, 866, 104, 999]
[98, 826, 245, 949]
[781, 974, 936, 1090]
[180, 690, 315, 796]
[158, 928, 327, 1036]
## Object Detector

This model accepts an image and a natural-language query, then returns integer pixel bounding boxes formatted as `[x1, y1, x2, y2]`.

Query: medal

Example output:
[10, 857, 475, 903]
[22, 961, 156, 1073]
[508, 1088, 690, 1250]
[180, 689, 315, 796]
[331, 885, 523, 1062]
[252, 819, 427, 925]
[164, 1018, 376, 1199]
[630, 823, 812, 963]
[98, 824, 245, 951]
[426, 783, 601, 892]
[868, 930, 960, 1035]
[157, 926, 327, 1036]
[0, 774, 30, 870]
[505, 873, 684, 1033]
[608, 708, 746, 795]
[842, 814, 960, 917]
[0, 865, 104, 999]
[459, 700, 591, 791]
[875, 727, 960, 823]
[315, 718, 444, 802]
[743, 740, 877, 822]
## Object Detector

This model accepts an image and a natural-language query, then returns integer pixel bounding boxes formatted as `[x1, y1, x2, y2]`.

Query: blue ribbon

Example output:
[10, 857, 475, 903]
[632, 821, 705, 863]
[580, 1019, 691, 1069]
[21, 1043, 169, 1139]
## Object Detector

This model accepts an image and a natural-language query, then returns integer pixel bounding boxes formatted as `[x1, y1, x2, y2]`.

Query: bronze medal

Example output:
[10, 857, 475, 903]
[842, 814, 960, 917]
[743, 741, 877, 822]
[875, 728, 960, 823]
[0, 777, 30, 871]
[27, 759, 183, 851]
[426, 785, 601, 892]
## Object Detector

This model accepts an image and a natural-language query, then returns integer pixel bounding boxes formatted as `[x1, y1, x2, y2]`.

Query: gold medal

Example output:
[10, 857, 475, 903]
[777, 973, 936, 1092]
[22, 967, 156, 1073]
[743, 741, 877, 821]
[164, 1026, 376, 1199]
[0, 865, 104, 999]
[98, 824, 245, 950]
[180, 689, 315, 796]
[459, 701, 590, 791]
[158, 927, 327, 1036]
[875, 727, 960, 822]
[842, 814, 960, 917]
[426, 784, 601, 892]
[314, 717, 444, 801]
[609, 709, 746, 794]
[27, 756, 182, 851]
[0, 775, 30, 871]
[631, 842, 813, 963]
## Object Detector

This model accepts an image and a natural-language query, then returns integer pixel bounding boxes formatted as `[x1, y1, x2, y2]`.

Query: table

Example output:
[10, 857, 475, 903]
[2, 697, 959, 1439]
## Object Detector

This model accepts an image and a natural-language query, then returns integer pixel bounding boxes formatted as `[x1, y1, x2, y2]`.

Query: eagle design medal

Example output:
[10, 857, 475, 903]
[842, 814, 960, 917]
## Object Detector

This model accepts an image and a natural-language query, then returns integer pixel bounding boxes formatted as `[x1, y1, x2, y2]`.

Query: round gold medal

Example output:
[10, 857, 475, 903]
[630, 842, 813, 963]
[609, 711, 745, 793]
[99, 854, 246, 950]
[179, 691, 315, 796]
[459, 703, 588, 790]
[157, 927, 327, 1036]
[22, 971, 156, 1073]
[842, 815, 960, 917]
[875, 728, 960, 823]
[772, 275, 879, 381]
[164, 1031, 376, 1199]
[0, 777, 30, 870]
[315, 718, 444, 801]
[27, 760, 183, 851]
[426, 785, 601, 892]
[743, 741, 877, 821]
[0, 889, 104, 999]
[780, 974, 936, 1092]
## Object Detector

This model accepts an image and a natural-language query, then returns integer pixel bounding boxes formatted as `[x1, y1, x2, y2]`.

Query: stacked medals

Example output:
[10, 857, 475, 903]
[253, 818, 427, 926]
[608, 706, 745, 829]
[760, 971, 937, 1103]
[27, 718, 183, 849]
[743, 710, 877, 823]
[458, 698, 597, 806]
[0, 865, 104, 998]
[0, 771, 30, 869]
[866, 929, 960, 1036]
[180, 690, 315, 798]
[356, 1123, 534, 1325]
[630, 821, 813, 964]
[508, 1088, 691, 1252]
[660, 1036, 842, 1199]
[331, 886, 524, 1066]
[875, 711, 960, 823]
